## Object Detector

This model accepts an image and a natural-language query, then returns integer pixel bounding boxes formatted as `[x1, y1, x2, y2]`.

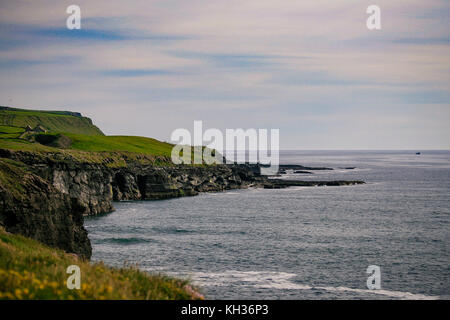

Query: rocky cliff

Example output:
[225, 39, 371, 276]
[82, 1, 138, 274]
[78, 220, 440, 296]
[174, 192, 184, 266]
[0, 149, 364, 260]
[0, 150, 263, 259]
[0, 149, 261, 216]
[0, 158, 91, 259]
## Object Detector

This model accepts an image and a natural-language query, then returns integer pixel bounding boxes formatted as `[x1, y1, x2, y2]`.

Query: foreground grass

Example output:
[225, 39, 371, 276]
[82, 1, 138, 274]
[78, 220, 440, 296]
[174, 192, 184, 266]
[0, 228, 203, 300]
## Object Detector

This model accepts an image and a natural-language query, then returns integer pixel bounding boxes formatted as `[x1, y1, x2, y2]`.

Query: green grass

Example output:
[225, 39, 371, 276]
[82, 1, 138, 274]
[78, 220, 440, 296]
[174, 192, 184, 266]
[0, 133, 21, 139]
[0, 158, 29, 198]
[0, 139, 177, 168]
[64, 134, 174, 156]
[0, 125, 24, 139]
[0, 135, 213, 167]
[0, 106, 214, 167]
[0, 125, 24, 134]
[0, 107, 104, 135]
[0, 138, 56, 152]
[0, 133, 177, 166]
[0, 107, 174, 158]
[0, 228, 204, 300]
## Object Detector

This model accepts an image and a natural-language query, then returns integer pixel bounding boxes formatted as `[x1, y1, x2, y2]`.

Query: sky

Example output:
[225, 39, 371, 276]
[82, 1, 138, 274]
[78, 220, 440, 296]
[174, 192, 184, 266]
[0, 0, 449, 149]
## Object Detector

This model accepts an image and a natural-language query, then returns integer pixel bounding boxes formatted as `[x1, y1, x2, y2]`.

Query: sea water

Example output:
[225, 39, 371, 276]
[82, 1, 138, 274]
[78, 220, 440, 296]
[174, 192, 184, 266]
[85, 150, 450, 299]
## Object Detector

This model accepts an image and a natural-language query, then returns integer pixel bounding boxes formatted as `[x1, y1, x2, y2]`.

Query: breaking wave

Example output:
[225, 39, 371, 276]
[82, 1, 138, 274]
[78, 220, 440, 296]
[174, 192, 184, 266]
[175, 271, 439, 300]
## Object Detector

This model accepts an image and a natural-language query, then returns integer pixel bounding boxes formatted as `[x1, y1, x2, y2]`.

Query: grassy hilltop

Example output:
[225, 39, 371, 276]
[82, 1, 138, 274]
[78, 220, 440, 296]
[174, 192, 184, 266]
[0, 106, 104, 136]
[0, 106, 175, 163]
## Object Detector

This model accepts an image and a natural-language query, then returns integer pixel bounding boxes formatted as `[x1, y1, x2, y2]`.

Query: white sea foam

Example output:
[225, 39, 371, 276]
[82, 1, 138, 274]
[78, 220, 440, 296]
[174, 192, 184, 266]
[314, 286, 438, 300]
[169, 270, 439, 300]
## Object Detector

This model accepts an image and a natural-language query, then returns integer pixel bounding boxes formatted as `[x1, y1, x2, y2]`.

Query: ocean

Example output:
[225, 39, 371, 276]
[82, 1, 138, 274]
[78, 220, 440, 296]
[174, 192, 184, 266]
[85, 150, 450, 299]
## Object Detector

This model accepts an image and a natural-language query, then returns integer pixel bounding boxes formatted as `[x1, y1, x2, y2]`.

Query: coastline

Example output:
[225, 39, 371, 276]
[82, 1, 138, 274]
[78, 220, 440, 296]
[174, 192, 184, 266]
[0, 107, 366, 300]
[0, 148, 364, 259]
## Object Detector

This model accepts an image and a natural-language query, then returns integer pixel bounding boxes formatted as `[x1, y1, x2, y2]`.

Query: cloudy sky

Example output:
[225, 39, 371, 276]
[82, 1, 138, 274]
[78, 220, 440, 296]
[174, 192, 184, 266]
[0, 0, 449, 149]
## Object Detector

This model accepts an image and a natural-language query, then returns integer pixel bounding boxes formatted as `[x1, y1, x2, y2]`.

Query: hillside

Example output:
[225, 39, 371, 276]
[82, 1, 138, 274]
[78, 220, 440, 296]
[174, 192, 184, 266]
[60, 133, 174, 156]
[0, 228, 203, 300]
[0, 106, 178, 163]
[0, 106, 104, 136]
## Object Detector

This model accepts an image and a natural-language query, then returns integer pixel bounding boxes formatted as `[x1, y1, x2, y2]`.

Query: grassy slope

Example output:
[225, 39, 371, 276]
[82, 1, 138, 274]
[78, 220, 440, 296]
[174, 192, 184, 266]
[0, 228, 203, 300]
[0, 133, 174, 156]
[0, 125, 25, 134]
[0, 109, 179, 167]
[0, 107, 104, 136]
[0, 107, 179, 161]
[65, 134, 174, 156]
[0, 135, 177, 168]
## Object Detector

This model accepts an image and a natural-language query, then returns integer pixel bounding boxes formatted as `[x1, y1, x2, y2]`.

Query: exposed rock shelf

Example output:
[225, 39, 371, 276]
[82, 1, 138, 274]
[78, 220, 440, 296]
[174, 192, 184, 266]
[263, 179, 364, 189]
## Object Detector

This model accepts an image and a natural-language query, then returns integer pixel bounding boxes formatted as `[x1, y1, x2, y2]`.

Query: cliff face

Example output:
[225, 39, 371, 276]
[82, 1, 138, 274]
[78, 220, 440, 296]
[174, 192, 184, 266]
[0, 149, 364, 260]
[0, 159, 91, 259]
[0, 150, 261, 259]
[3, 151, 260, 216]
[36, 163, 115, 216]
[112, 165, 256, 202]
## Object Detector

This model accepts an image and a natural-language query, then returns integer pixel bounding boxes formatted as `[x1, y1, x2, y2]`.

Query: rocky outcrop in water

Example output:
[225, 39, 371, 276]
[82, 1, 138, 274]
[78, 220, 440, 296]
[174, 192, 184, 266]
[263, 179, 364, 189]
[278, 164, 333, 171]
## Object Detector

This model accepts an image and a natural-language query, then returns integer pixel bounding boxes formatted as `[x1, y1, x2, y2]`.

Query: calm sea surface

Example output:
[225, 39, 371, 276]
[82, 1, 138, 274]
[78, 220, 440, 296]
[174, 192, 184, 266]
[85, 151, 450, 299]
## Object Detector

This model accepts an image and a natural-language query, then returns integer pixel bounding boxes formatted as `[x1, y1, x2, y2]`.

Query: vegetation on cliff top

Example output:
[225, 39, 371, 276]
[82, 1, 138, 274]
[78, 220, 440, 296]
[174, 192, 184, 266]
[0, 106, 104, 136]
[53, 133, 174, 155]
[0, 106, 215, 168]
[0, 228, 203, 300]
[0, 106, 179, 165]
[0, 133, 174, 157]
